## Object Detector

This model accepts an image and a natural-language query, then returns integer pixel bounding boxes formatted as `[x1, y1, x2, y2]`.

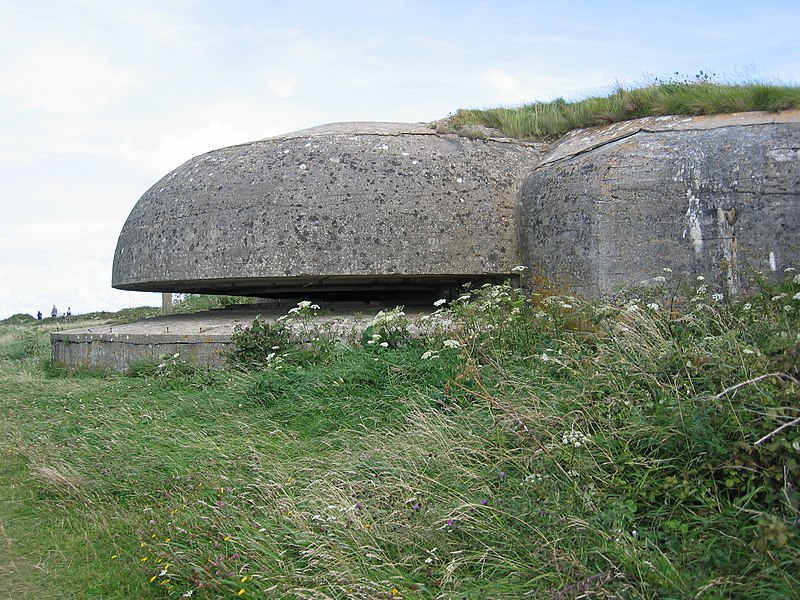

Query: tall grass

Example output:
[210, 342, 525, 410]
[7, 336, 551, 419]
[0, 272, 798, 598]
[437, 81, 800, 140]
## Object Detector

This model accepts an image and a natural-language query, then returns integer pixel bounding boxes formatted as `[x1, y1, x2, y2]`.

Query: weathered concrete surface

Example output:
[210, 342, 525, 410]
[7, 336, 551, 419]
[519, 111, 800, 296]
[113, 122, 543, 298]
[51, 303, 439, 371]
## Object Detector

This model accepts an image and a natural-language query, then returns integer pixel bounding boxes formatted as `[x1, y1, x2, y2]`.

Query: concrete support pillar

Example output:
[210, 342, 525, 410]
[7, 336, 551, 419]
[162, 292, 173, 314]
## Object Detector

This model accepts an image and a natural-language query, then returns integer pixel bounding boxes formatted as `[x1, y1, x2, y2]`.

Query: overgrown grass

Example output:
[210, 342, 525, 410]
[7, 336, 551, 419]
[437, 80, 800, 141]
[1, 272, 798, 598]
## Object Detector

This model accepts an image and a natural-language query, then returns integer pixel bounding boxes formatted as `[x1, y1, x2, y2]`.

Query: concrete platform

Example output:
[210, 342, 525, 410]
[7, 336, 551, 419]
[50, 302, 432, 371]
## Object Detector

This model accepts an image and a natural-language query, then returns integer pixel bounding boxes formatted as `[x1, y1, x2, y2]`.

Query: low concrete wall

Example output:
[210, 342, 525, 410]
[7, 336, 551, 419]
[51, 330, 232, 370]
[50, 304, 432, 372]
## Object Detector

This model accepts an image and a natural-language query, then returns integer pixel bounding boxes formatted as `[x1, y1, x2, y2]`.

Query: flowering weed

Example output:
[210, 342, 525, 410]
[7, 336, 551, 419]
[1, 272, 799, 598]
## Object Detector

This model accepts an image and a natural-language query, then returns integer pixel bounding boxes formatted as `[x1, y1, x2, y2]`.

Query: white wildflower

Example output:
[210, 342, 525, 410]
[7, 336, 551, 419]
[653, 275, 666, 283]
[696, 275, 705, 281]
[711, 293, 724, 302]
[741, 303, 752, 311]
[562, 430, 590, 448]
[662, 267, 673, 273]
[443, 339, 461, 349]
[379, 341, 389, 348]
[433, 298, 447, 307]
[772, 294, 787, 301]
[794, 274, 800, 284]
[793, 292, 800, 301]
[511, 265, 528, 273]
[784, 305, 794, 313]
[646, 302, 659, 311]
[421, 350, 438, 360]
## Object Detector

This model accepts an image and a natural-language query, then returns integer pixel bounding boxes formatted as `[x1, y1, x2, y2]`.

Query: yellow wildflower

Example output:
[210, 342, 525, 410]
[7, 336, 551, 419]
[241, 576, 249, 583]
[150, 575, 157, 583]
[238, 589, 246, 596]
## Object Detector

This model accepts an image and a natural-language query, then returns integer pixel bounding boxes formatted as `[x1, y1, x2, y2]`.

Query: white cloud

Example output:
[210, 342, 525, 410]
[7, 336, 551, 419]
[0, 216, 159, 317]
[483, 70, 531, 104]
[115, 98, 322, 174]
[0, 42, 141, 113]
[268, 78, 299, 98]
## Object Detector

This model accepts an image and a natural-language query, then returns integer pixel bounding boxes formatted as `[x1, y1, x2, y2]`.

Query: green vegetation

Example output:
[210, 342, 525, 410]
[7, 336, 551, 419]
[171, 293, 256, 315]
[1, 273, 799, 598]
[437, 79, 800, 141]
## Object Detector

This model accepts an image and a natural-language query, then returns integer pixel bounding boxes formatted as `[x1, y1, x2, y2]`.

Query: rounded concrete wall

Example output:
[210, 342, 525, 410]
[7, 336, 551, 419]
[519, 111, 800, 296]
[113, 122, 542, 298]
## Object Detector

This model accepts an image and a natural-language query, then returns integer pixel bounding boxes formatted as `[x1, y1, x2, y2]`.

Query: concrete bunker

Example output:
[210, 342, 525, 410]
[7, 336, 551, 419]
[112, 122, 544, 304]
[52, 111, 800, 371]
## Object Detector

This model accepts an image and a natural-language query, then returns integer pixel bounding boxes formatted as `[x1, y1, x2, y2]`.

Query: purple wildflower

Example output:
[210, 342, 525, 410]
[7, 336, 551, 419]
[481, 499, 488, 506]
[412, 503, 421, 511]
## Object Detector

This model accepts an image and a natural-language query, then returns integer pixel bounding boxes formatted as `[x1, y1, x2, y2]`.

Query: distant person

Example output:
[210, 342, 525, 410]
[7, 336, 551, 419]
[66, 307, 71, 317]
[51, 305, 58, 318]
[37, 311, 42, 320]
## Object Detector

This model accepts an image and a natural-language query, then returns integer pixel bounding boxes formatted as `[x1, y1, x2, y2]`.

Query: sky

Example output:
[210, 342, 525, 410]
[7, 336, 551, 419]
[1, 0, 798, 319]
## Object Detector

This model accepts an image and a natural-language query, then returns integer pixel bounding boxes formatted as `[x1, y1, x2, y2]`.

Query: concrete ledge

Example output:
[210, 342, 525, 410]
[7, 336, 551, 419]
[50, 303, 432, 371]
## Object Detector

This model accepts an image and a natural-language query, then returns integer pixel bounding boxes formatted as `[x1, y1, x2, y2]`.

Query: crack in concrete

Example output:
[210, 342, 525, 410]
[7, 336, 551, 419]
[536, 118, 800, 168]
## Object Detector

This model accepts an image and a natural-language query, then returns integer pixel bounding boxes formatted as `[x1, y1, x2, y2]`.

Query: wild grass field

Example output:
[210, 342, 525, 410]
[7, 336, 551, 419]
[436, 77, 800, 140]
[1, 272, 798, 599]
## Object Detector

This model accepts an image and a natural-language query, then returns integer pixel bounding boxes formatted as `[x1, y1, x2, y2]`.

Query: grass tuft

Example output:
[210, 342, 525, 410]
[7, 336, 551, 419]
[437, 80, 800, 141]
